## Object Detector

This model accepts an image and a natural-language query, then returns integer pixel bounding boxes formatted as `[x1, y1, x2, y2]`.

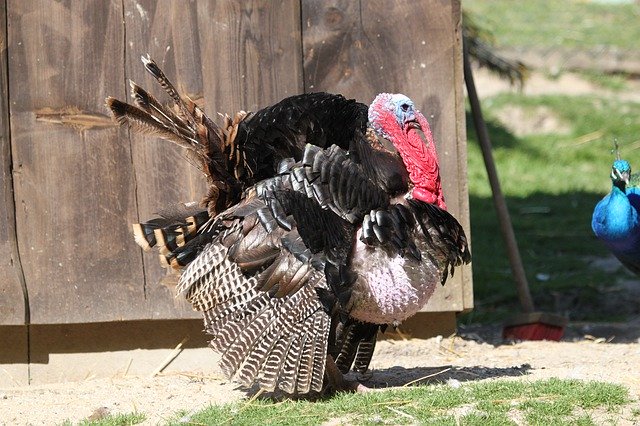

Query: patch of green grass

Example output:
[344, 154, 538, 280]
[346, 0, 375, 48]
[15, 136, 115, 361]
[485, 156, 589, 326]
[458, 411, 513, 426]
[463, 93, 640, 323]
[464, 0, 640, 51]
[60, 412, 145, 426]
[469, 94, 640, 197]
[168, 379, 629, 426]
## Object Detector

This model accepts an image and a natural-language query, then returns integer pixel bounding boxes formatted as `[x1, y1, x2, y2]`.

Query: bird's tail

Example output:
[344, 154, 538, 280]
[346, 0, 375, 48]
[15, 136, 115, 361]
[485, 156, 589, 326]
[106, 55, 245, 215]
[131, 202, 213, 270]
[178, 235, 331, 394]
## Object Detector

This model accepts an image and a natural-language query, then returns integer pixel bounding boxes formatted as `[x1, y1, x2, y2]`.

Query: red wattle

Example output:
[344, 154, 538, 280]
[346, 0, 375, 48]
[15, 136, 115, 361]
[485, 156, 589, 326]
[413, 184, 447, 210]
[400, 116, 446, 210]
[369, 96, 446, 210]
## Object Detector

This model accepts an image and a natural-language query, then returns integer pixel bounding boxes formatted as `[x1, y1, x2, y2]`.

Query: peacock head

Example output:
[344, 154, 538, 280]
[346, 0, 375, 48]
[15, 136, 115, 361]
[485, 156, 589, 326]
[368, 93, 446, 209]
[611, 159, 631, 189]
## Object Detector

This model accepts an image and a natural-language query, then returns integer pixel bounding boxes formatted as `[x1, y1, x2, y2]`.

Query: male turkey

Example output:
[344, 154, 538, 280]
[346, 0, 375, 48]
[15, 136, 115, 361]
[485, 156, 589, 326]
[107, 56, 470, 394]
[592, 149, 640, 275]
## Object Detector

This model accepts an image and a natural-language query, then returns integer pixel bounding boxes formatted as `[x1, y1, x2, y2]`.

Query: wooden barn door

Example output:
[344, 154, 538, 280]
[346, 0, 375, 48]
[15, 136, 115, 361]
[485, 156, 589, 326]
[0, 0, 26, 326]
[0, 0, 470, 326]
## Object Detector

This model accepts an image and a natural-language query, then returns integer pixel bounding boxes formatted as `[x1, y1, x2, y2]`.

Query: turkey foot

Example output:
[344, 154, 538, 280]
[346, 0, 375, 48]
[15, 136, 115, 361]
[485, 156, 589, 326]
[324, 355, 372, 393]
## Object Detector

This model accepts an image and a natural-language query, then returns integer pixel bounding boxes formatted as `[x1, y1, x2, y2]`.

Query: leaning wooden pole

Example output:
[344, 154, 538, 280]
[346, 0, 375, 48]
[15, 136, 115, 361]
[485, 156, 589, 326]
[462, 41, 535, 314]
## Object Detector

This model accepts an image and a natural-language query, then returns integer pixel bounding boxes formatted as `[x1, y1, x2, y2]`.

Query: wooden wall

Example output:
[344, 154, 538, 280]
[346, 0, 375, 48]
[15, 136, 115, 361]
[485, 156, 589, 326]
[0, 0, 471, 326]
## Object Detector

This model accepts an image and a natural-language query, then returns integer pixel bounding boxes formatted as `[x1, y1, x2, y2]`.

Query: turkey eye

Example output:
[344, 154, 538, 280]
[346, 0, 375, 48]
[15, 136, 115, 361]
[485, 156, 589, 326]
[401, 103, 410, 112]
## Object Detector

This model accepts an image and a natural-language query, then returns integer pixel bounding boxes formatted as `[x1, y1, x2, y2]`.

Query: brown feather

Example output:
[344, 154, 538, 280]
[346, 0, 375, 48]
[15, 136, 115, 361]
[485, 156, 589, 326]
[106, 97, 197, 151]
[132, 223, 154, 251]
[129, 80, 195, 143]
[140, 55, 199, 132]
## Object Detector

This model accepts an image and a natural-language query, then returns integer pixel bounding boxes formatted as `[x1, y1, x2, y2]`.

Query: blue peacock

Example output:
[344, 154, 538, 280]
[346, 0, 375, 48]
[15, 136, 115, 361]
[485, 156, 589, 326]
[592, 144, 640, 275]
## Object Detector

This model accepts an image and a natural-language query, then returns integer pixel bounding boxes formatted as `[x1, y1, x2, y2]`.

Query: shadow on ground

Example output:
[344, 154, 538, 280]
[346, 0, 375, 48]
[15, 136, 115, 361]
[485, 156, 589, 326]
[245, 363, 533, 400]
[358, 364, 532, 389]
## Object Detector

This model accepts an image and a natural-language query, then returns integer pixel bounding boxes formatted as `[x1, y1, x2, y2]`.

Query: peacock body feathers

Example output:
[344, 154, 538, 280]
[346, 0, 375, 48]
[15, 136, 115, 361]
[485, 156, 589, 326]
[592, 158, 640, 275]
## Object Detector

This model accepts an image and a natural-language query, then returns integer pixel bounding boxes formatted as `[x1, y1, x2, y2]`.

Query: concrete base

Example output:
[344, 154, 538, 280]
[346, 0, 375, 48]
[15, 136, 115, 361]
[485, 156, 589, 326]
[0, 313, 457, 387]
[385, 312, 457, 340]
[0, 320, 213, 387]
[0, 326, 29, 386]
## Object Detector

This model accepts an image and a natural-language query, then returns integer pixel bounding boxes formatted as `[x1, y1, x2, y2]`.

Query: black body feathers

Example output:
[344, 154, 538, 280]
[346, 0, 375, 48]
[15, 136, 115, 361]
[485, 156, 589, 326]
[108, 57, 470, 394]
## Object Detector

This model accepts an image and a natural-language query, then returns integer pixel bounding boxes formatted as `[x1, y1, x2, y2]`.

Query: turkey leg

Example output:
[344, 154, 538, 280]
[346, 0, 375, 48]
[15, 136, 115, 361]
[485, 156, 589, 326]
[324, 355, 371, 393]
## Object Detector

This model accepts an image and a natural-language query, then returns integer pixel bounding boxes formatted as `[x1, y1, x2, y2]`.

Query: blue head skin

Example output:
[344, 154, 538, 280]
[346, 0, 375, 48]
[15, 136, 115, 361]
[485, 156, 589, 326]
[390, 94, 416, 129]
[368, 93, 422, 139]
[611, 159, 631, 190]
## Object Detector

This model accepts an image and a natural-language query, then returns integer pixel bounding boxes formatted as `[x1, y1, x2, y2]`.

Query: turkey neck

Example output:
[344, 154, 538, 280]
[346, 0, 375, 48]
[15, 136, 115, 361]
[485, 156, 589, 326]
[386, 113, 446, 210]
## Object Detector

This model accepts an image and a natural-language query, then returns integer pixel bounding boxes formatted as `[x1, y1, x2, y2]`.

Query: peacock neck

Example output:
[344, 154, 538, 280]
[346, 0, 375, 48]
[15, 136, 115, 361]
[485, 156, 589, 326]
[613, 179, 626, 193]
[602, 186, 639, 240]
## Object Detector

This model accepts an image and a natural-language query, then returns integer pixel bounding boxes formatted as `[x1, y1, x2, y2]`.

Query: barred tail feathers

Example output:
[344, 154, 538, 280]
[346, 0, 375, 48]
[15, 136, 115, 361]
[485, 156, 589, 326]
[180, 242, 330, 394]
[334, 321, 380, 374]
[131, 203, 210, 270]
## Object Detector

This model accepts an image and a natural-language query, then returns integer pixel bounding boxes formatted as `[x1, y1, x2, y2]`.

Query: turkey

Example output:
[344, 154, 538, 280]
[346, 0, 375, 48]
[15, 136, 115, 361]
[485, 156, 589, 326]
[107, 56, 470, 394]
[592, 147, 640, 275]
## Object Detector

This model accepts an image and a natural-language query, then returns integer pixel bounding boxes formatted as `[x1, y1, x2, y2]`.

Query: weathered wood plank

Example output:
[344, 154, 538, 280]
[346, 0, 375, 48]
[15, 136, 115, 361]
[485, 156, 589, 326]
[7, 0, 145, 323]
[123, 0, 304, 318]
[195, 0, 304, 113]
[450, 0, 473, 311]
[0, 0, 26, 325]
[425, 0, 473, 312]
[123, 0, 209, 319]
[302, 0, 471, 312]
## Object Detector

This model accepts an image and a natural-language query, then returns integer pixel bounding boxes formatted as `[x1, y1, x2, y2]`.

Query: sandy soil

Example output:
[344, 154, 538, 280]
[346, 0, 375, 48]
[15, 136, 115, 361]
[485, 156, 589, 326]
[2, 325, 639, 425]
[472, 66, 640, 102]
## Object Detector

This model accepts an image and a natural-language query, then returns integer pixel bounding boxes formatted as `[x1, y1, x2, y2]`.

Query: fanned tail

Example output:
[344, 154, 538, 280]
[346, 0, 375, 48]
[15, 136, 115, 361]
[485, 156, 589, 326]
[182, 241, 331, 394]
[106, 55, 244, 215]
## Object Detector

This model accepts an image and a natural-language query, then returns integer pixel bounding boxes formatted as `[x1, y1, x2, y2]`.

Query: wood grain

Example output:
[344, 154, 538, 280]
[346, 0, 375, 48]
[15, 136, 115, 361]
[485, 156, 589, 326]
[302, 0, 471, 312]
[123, 0, 208, 319]
[451, 0, 474, 311]
[195, 0, 303, 113]
[0, 0, 26, 325]
[7, 0, 145, 323]
[122, 0, 304, 318]
[1, 0, 470, 324]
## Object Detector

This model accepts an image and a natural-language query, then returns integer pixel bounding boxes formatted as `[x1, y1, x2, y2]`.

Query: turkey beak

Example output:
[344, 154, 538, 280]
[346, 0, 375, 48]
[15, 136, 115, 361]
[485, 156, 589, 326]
[406, 120, 421, 131]
[404, 114, 421, 131]
[401, 109, 419, 130]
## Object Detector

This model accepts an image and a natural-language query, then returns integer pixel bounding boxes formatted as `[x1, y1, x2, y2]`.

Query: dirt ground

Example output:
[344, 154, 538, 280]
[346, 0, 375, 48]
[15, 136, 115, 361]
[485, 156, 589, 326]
[2, 69, 640, 425]
[2, 322, 639, 425]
